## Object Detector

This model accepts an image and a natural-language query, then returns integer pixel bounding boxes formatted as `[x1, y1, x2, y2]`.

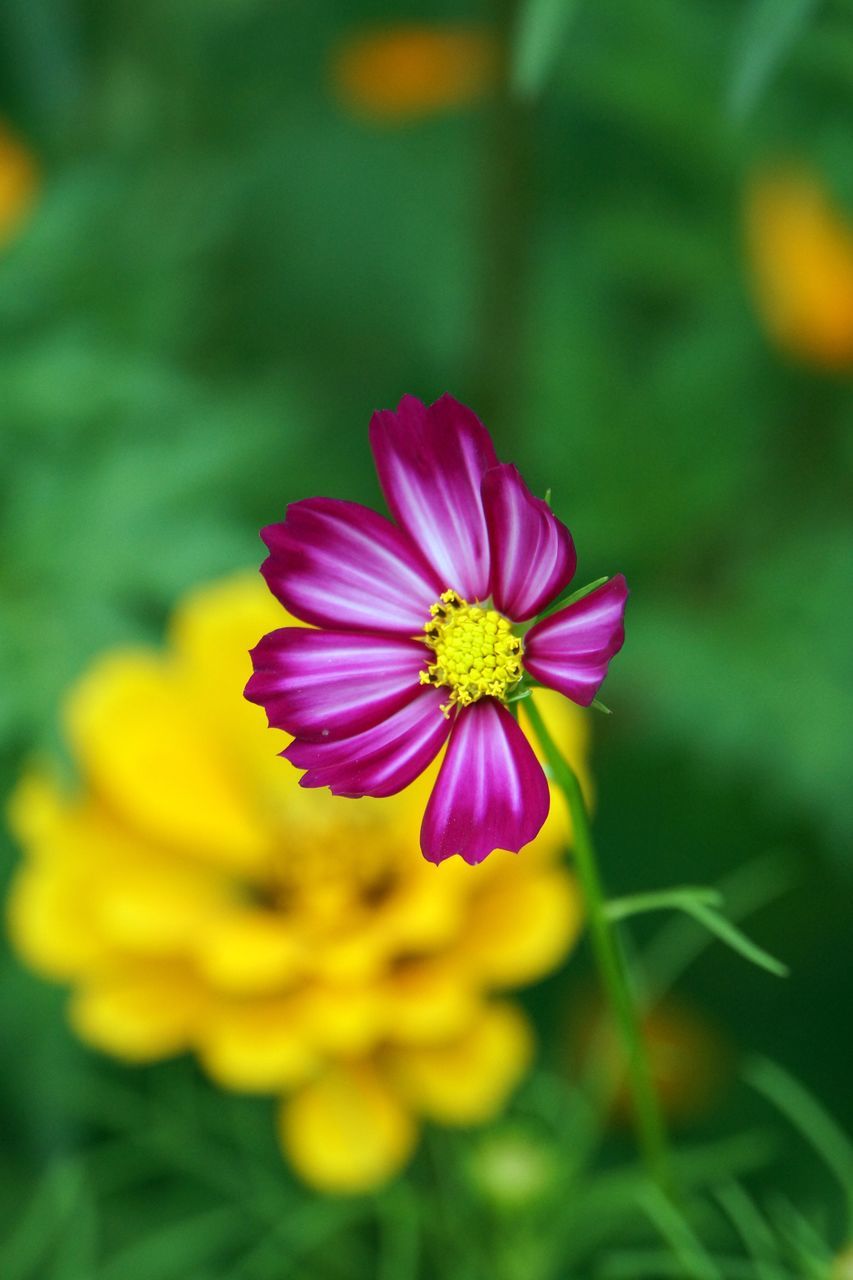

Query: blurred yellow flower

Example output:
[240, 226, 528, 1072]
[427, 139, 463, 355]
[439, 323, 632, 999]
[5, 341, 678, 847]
[746, 168, 853, 369]
[7, 573, 587, 1193]
[0, 121, 38, 247]
[331, 25, 497, 123]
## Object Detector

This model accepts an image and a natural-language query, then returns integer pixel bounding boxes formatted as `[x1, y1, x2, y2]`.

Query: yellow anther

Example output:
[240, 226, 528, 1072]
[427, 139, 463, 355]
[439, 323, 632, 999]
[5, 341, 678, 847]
[421, 592, 524, 715]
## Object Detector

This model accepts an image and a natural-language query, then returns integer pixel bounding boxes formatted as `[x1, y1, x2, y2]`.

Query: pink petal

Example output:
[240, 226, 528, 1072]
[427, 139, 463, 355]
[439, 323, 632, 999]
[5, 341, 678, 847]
[283, 688, 452, 798]
[260, 498, 442, 635]
[421, 699, 550, 866]
[523, 575, 628, 706]
[369, 394, 499, 601]
[245, 629, 428, 742]
[482, 463, 577, 622]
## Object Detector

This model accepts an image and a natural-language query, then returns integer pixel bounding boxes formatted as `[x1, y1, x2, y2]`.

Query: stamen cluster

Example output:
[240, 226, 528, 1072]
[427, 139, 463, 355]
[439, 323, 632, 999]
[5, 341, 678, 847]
[420, 590, 523, 714]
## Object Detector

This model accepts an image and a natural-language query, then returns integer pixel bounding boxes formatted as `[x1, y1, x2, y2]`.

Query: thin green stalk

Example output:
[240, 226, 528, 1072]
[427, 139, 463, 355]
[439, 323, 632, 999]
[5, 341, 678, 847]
[524, 696, 671, 1191]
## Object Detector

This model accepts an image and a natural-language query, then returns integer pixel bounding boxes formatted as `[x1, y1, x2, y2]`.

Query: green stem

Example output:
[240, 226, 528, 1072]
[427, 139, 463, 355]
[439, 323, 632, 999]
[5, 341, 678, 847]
[524, 696, 672, 1191]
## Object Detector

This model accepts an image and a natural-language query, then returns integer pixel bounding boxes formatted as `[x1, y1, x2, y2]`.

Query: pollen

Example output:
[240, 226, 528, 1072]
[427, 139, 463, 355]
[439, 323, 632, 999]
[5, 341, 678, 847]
[420, 590, 523, 714]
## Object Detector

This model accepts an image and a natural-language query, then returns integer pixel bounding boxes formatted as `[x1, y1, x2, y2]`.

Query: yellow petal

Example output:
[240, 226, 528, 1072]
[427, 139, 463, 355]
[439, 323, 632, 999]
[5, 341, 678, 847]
[384, 1001, 534, 1125]
[197, 996, 318, 1092]
[6, 769, 65, 848]
[10, 779, 231, 960]
[378, 956, 477, 1044]
[376, 864, 468, 954]
[170, 572, 291, 773]
[7, 791, 120, 977]
[65, 650, 271, 874]
[300, 982, 385, 1056]
[192, 908, 304, 995]
[458, 867, 582, 988]
[7, 865, 110, 979]
[280, 1062, 416, 1193]
[169, 572, 287, 695]
[94, 853, 229, 955]
[70, 963, 203, 1062]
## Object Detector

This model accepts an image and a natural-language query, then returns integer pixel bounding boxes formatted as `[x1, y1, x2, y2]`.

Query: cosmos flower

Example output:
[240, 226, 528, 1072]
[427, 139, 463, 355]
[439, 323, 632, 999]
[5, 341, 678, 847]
[746, 167, 853, 369]
[246, 395, 627, 865]
[7, 574, 586, 1193]
[331, 25, 497, 123]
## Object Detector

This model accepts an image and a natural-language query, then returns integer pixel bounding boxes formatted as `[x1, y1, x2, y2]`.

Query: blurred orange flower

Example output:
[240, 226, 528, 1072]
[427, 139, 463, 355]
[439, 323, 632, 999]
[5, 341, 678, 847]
[0, 121, 38, 247]
[746, 168, 853, 369]
[7, 573, 587, 1193]
[571, 992, 730, 1126]
[332, 25, 497, 123]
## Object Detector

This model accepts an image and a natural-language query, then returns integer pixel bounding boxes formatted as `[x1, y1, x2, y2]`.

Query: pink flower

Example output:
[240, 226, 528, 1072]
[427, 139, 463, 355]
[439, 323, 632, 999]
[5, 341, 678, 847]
[245, 395, 627, 865]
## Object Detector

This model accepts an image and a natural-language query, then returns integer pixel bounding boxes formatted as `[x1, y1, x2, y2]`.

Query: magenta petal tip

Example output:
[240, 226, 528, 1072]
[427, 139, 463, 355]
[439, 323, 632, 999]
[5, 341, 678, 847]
[420, 699, 550, 865]
[524, 575, 628, 707]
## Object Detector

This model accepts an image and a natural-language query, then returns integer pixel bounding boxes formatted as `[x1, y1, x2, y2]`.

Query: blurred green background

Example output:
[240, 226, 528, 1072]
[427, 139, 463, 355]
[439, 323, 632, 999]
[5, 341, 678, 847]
[1, 0, 852, 1276]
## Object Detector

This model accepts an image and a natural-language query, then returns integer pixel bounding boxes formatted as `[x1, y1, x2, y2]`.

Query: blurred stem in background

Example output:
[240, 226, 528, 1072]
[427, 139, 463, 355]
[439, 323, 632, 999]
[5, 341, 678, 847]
[473, 0, 533, 432]
[524, 696, 673, 1193]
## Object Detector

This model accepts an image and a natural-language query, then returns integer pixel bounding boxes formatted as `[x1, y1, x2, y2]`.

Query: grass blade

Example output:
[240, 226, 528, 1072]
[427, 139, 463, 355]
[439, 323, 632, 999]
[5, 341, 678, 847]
[635, 1184, 721, 1280]
[605, 883, 787, 976]
[679, 900, 788, 978]
[606, 887, 723, 922]
[728, 0, 822, 122]
[745, 1056, 853, 1224]
[641, 851, 799, 1004]
[714, 1182, 784, 1280]
[512, 0, 581, 99]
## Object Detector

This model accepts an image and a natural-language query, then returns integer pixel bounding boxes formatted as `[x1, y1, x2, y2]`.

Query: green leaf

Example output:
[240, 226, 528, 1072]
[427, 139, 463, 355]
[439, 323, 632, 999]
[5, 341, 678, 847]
[765, 1195, 833, 1278]
[744, 1056, 853, 1219]
[0, 1162, 82, 1280]
[713, 1183, 782, 1280]
[634, 1185, 722, 1280]
[727, 0, 822, 122]
[606, 887, 724, 922]
[377, 1182, 420, 1280]
[591, 697, 612, 715]
[677, 900, 788, 978]
[97, 1207, 247, 1280]
[640, 851, 799, 1004]
[512, 0, 582, 99]
[606, 884, 788, 977]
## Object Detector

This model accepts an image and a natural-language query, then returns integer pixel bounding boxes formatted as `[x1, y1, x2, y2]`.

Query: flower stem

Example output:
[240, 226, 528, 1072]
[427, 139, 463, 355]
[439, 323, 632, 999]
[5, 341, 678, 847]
[524, 696, 672, 1191]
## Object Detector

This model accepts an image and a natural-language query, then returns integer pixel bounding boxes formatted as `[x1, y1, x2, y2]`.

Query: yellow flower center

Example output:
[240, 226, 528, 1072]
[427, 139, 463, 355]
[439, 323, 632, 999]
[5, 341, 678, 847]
[420, 590, 523, 714]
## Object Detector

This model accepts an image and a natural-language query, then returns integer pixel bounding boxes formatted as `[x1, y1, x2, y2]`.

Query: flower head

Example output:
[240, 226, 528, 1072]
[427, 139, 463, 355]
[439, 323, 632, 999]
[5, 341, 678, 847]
[246, 395, 627, 865]
[7, 574, 586, 1193]
[331, 25, 497, 123]
[746, 167, 853, 368]
[0, 121, 38, 248]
